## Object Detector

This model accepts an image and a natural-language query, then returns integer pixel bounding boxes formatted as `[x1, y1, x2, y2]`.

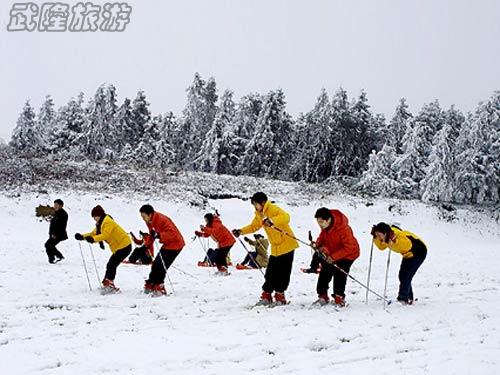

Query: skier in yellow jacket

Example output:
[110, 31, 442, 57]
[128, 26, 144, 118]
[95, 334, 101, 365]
[233, 192, 298, 306]
[371, 222, 427, 305]
[75, 205, 132, 293]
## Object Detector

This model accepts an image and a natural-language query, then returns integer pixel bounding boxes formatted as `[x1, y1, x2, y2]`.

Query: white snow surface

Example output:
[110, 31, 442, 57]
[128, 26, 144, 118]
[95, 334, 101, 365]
[0, 191, 499, 374]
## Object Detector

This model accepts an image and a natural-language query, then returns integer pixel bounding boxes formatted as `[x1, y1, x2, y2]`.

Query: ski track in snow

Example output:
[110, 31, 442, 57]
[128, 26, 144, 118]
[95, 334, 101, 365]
[0, 192, 499, 374]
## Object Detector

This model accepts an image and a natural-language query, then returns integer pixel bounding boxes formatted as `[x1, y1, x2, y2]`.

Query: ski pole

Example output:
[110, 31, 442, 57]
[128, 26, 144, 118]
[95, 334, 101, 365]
[88, 243, 101, 284]
[78, 242, 92, 291]
[171, 265, 199, 280]
[366, 239, 374, 304]
[154, 240, 175, 295]
[237, 238, 266, 278]
[383, 249, 392, 309]
[270, 224, 392, 305]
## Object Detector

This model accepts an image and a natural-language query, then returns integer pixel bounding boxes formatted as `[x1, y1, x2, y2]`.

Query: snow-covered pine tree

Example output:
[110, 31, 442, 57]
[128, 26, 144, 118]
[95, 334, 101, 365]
[349, 90, 376, 175]
[239, 89, 293, 179]
[195, 90, 237, 174]
[452, 92, 500, 204]
[357, 145, 399, 196]
[113, 98, 135, 159]
[289, 89, 333, 182]
[48, 92, 86, 157]
[133, 114, 162, 167]
[421, 106, 465, 202]
[130, 90, 151, 146]
[82, 84, 118, 160]
[35, 95, 56, 154]
[330, 87, 354, 176]
[231, 93, 263, 174]
[10, 100, 38, 155]
[386, 98, 413, 153]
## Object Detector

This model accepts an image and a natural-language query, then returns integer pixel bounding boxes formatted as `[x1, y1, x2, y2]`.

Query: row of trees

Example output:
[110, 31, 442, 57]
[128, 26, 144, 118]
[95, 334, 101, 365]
[9, 73, 500, 205]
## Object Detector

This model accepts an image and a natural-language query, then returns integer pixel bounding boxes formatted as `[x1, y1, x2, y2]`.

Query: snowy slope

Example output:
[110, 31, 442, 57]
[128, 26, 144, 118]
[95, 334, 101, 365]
[0, 191, 499, 374]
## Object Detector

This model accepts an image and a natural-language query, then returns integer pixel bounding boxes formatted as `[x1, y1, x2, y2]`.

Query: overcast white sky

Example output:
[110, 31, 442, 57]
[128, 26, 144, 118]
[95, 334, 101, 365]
[1, 0, 500, 141]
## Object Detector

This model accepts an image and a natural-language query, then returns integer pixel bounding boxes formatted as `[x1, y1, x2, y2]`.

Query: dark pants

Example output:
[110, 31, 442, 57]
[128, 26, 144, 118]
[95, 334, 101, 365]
[214, 246, 232, 268]
[316, 259, 354, 298]
[45, 237, 64, 262]
[104, 245, 132, 281]
[203, 248, 217, 265]
[262, 251, 294, 294]
[242, 252, 259, 268]
[309, 251, 320, 270]
[128, 246, 153, 264]
[147, 248, 182, 284]
[398, 242, 427, 301]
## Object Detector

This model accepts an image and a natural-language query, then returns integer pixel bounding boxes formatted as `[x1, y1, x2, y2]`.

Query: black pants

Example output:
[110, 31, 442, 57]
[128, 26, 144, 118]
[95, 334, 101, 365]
[147, 248, 182, 284]
[398, 242, 427, 301]
[309, 251, 320, 270]
[262, 251, 294, 294]
[45, 237, 64, 262]
[316, 259, 354, 298]
[242, 252, 259, 268]
[128, 246, 153, 264]
[104, 245, 132, 281]
[215, 246, 232, 268]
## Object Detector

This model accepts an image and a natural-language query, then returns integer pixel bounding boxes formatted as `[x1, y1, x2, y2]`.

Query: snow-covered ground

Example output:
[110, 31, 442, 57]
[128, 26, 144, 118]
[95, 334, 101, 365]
[0, 191, 499, 374]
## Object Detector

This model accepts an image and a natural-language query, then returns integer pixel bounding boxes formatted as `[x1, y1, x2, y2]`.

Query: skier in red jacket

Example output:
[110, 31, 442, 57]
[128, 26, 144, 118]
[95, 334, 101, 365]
[312, 207, 360, 307]
[139, 204, 185, 296]
[195, 213, 236, 276]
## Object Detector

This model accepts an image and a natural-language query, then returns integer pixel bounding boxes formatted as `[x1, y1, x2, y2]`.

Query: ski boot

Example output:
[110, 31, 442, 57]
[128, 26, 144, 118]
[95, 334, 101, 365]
[215, 266, 230, 276]
[312, 294, 330, 307]
[101, 279, 120, 295]
[254, 291, 273, 307]
[333, 294, 346, 307]
[143, 281, 155, 294]
[271, 292, 287, 307]
[151, 283, 167, 297]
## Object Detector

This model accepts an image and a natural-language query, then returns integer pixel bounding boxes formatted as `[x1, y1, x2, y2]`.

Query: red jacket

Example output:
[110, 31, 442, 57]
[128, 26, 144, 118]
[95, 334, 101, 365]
[200, 216, 236, 248]
[316, 209, 360, 261]
[147, 211, 185, 250]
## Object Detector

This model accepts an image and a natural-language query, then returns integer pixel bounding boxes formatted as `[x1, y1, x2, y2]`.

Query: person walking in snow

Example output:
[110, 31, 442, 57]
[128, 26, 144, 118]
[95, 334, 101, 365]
[195, 213, 235, 276]
[311, 208, 360, 307]
[75, 205, 132, 293]
[128, 231, 154, 265]
[371, 222, 427, 305]
[45, 198, 68, 264]
[232, 192, 298, 306]
[236, 234, 269, 270]
[140, 204, 185, 296]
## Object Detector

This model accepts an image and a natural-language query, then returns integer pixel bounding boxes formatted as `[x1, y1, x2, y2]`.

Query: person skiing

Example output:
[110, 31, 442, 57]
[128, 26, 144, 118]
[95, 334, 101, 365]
[127, 231, 154, 265]
[75, 205, 132, 293]
[232, 192, 298, 306]
[140, 204, 185, 296]
[195, 213, 235, 276]
[45, 198, 68, 264]
[236, 234, 269, 270]
[371, 222, 427, 305]
[312, 208, 360, 307]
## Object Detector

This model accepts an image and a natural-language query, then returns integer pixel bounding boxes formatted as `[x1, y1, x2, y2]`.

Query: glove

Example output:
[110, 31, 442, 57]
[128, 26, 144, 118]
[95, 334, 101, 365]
[85, 236, 95, 244]
[232, 229, 241, 237]
[243, 236, 250, 242]
[263, 218, 273, 227]
[194, 230, 203, 237]
[74, 233, 84, 241]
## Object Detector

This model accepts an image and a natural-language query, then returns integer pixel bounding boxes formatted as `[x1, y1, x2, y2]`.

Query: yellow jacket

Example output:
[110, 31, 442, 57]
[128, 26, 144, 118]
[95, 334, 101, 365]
[83, 215, 131, 253]
[240, 201, 298, 256]
[374, 227, 427, 259]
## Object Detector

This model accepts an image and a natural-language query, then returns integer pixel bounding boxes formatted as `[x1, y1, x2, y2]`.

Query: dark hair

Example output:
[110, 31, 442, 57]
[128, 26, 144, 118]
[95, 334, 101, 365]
[372, 222, 392, 234]
[314, 207, 332, 220]
[91, 205, 105, 218]
[139, 204, 154, 215]
[204, 213, 214, 224]
[250, 192, 268, 204]
[54, 199, 64, 206]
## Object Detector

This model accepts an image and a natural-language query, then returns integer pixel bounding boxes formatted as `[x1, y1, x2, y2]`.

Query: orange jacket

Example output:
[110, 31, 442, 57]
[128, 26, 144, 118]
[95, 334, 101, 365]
[200, 216, 236, 248]
[316, 209, 360, 261]
[147, 211, 185, 250]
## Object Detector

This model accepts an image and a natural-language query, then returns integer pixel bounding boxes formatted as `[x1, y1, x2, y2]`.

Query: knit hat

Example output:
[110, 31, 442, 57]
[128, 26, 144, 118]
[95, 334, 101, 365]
[91, 205, 105, 218]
